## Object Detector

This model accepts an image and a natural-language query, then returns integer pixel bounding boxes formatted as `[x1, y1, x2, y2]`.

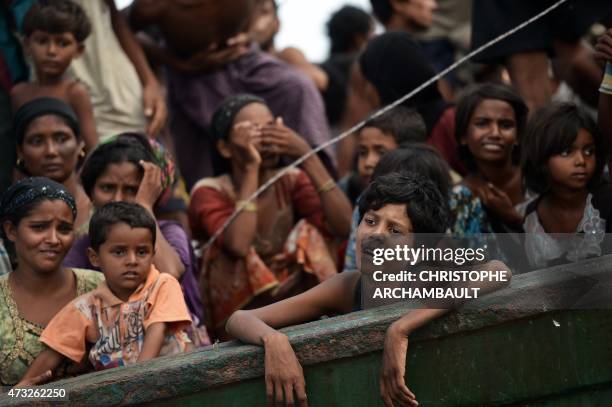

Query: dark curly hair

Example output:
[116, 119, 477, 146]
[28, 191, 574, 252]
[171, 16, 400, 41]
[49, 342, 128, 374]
[23, 0, 91, 42]
[89, 202, 157, 252]
[359, 171, 450, 234]
[80, 133, 159, 198]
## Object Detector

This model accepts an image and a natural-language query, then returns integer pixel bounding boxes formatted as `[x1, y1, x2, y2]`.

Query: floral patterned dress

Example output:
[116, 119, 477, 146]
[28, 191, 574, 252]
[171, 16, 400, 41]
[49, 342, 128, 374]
[0, 269, 103, 386]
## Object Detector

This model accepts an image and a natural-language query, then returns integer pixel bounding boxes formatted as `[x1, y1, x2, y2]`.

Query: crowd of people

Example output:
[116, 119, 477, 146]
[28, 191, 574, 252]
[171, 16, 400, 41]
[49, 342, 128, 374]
[1, 0, 612, 405]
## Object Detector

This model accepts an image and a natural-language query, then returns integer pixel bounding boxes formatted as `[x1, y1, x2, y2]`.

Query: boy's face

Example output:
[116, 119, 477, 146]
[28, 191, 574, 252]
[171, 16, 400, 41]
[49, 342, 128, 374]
[25, 30, 84, 78]
[355, 203, 414, 271]
[88, 223, 155, 301]
[357, 127, 398, 186]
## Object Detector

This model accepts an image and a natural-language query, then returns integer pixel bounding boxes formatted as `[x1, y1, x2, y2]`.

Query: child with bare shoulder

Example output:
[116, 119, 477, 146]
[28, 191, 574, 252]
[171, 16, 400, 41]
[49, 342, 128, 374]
[10, 0, 98, 152]
[226, 172, 511, 407]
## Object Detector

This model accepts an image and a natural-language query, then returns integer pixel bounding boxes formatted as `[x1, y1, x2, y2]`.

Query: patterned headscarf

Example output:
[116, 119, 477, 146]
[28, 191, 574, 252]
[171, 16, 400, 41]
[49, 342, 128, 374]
[211, 94, 266, 141]
[0, 177, 77, 223]
[98, 133, 176, 204]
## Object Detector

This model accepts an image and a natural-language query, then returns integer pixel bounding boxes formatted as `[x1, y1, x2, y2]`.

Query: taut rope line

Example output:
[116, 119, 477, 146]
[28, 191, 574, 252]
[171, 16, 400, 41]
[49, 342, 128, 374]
[202, 0, 570, 251]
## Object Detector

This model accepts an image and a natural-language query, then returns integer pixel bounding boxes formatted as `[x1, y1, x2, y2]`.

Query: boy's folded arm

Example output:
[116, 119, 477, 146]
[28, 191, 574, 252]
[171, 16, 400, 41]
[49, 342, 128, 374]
[138, 322, 168, 362]
[16, 348, 64, 387]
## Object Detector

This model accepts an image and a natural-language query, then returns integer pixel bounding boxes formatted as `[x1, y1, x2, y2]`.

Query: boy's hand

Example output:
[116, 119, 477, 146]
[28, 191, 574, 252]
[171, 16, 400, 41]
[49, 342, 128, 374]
[136, 160, 164, 211]
[380, 323, 418, 407]
[14, 370, 53, 388]
[232, 121, 262, 168]
[595, 29, 612, 63]
[261, 118, 311, 159]
[143, 81, 167, 138]
[263, 332, 308, 407]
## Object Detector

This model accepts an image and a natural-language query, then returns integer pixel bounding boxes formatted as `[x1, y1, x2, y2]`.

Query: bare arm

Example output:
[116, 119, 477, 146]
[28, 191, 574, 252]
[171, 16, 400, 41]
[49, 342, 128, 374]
[277, 47, 328, 91]
[261, 118, 353, 238]
[226, 271, 359, 407]
[16, 348, 64, 387]
[218, 122, 263, 258]
[380, 260, 512, 407]
[226, 271, 360, 343]
[152, 222, 185, 279]
[9, 82, 29, 111]
[138, 322, 167, 362]
[222, 168, 259, 258]
[127, 0, 165, 31]
[68, 82, 98, 152]
[136, 161, 185, 279]
[301, 153, 352, 238]
[106, 0, 156, 88]
[106, 0, 166, 136]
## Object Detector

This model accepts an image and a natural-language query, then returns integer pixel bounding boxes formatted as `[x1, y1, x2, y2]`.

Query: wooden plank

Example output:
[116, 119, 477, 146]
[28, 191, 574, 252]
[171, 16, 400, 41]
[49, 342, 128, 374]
[2, 255, 612, 406]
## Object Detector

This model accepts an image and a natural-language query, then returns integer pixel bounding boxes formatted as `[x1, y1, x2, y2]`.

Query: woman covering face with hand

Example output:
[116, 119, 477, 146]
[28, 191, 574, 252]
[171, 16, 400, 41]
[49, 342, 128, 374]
[0, 177, 103, 386]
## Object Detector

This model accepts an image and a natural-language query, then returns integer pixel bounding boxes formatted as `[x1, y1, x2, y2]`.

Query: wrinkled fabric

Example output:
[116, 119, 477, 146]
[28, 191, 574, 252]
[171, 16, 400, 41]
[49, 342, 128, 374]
[166, 47, 333, 188]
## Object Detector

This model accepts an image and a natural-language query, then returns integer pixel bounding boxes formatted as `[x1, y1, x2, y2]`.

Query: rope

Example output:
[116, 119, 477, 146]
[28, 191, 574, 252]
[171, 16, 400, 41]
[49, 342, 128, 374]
[201, 0, 570, 251]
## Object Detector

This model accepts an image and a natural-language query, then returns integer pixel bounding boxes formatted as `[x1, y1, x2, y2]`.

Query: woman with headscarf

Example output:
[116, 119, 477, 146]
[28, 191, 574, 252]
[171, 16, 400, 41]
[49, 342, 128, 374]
[346, 31, 464, 174]
[62, 133, 209, 346]
[189, 94, 352, 340]
[0, 177, 103, 386]
[13, 97, 91, 234]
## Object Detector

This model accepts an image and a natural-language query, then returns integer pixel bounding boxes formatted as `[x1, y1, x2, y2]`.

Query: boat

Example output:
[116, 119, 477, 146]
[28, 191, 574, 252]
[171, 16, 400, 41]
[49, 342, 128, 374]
[2, 255, 612, 406]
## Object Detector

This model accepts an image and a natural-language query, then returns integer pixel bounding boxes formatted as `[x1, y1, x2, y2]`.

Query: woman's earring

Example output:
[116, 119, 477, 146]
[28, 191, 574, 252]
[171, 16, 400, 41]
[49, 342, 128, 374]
[79, 150, 86, 158]
[16, 158, 22, 166]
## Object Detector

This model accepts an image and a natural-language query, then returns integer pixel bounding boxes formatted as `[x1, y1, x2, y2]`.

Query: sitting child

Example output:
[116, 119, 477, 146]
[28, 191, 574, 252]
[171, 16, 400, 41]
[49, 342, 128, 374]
[343, 144, 452, 272]
[521, 102, 612, 268]
[226, 171, 511, 407]
[17, 202, 191, 385]
[10, 0, 98, 152]
[189, 94, 352, 340]
[339, 106, 427, 205]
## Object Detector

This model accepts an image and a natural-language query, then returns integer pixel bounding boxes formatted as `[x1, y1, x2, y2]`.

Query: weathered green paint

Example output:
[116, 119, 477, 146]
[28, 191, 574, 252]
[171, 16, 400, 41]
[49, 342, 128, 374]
[150, 311, 612, 407]
[2, 256, 612, 406]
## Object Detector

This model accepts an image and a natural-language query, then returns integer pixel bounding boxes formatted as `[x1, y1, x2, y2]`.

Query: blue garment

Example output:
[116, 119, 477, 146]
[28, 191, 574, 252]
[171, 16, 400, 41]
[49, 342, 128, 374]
[449, 184, 493, 235]
[342, 205, 361, 273]
[0, 0, 35, 84]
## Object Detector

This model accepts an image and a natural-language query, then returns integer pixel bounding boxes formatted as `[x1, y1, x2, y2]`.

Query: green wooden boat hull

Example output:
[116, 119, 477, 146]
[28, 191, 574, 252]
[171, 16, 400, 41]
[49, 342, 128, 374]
[2, 256, 612, 406]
